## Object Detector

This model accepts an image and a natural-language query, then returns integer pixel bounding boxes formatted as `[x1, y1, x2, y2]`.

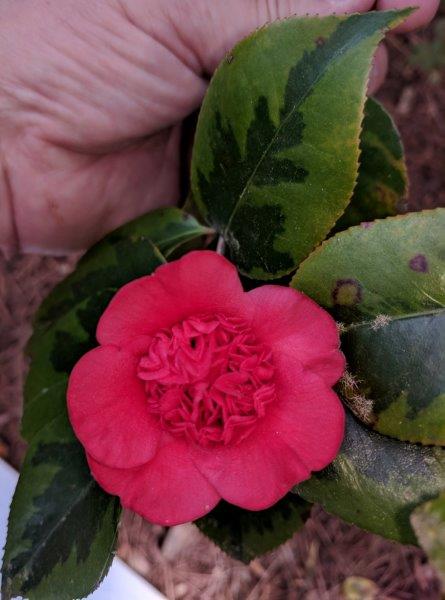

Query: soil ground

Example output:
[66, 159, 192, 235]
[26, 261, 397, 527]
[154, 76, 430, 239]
[1, 11, 444, 600]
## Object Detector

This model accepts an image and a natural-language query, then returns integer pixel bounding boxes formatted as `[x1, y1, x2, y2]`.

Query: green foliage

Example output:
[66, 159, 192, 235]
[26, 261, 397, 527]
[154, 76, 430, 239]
[296, 412, 445, 544]
[192, 10, 408, 279]
[2, 414, 120, 600]
[4, 208, 208, 600]
[292, 209, 445, 445]
[344, 315, 445, 445]
[196, 495, 311, 563]
[334, 97, 407, 231]
[411, 491, 445, 588]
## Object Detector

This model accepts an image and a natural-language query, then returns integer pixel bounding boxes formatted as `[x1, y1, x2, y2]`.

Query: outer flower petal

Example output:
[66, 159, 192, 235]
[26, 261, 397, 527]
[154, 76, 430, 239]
[190, 353, 344, 510]
[189, 423, 310, 511]
[87, 441, 221, 526]
[248, 285, 345, 386]
[97, 251, 250, 346]
[270, 352, 346, 471]
[67, 345, 160, 469]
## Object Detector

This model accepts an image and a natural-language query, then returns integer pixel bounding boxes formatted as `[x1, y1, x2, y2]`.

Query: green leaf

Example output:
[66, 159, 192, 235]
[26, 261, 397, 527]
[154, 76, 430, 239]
[113, 206, 213, 258]
[296, 412, 445, 544]
[334, 97, 407, 232]
[196, 495, 311, 563]
[23, 208, 208, 443]
[191, 10, 409, 279]
[342, 315, 445, 445]
[292, 209, 445, 444]
[1, 413, 120, 600]
[411, 491, 445, 588]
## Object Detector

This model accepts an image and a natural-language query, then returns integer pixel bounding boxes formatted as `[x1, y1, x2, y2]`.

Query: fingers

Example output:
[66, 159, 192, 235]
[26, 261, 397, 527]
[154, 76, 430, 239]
[368, 44, 389, 95]
[255, 0, 376, 20]
[377, 0, 440, 33]
[172, 0, 375, 74]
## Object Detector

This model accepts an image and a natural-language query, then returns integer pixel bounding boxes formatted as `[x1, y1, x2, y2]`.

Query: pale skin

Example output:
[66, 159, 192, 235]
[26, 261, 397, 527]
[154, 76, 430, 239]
[0, 0, 439, 255]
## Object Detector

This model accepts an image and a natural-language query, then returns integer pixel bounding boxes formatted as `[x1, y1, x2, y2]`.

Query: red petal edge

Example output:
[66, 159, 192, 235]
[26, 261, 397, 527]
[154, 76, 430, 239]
[189, 427, 310, 511]
[248, 285, 345, 386]
[88, 440, 220, 526]
[190, 356, 345, 510]
[67, 345, 160, 469]
[270, 353, 346, 472]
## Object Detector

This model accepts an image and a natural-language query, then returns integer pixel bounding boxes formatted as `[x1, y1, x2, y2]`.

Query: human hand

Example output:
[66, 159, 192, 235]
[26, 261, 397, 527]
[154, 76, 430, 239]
[0, 0, 439, 254]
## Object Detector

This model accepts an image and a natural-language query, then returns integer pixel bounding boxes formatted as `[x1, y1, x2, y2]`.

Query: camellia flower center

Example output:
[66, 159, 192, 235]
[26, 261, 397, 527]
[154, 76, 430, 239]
[137, 314, 276, 447]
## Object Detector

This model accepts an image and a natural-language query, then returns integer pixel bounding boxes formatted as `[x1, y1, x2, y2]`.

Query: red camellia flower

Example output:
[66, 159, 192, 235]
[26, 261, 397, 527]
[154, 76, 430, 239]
[68, 251, 345, 526]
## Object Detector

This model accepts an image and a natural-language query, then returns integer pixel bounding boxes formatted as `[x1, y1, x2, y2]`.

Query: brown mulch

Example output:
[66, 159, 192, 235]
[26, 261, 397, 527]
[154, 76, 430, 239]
[119, 507, 441, 600]
[1, 14, 444, 600]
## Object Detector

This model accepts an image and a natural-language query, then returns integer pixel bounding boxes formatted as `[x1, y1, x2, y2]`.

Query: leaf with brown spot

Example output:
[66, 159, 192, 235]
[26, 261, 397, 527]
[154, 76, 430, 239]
[292, 209, 445, 445]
